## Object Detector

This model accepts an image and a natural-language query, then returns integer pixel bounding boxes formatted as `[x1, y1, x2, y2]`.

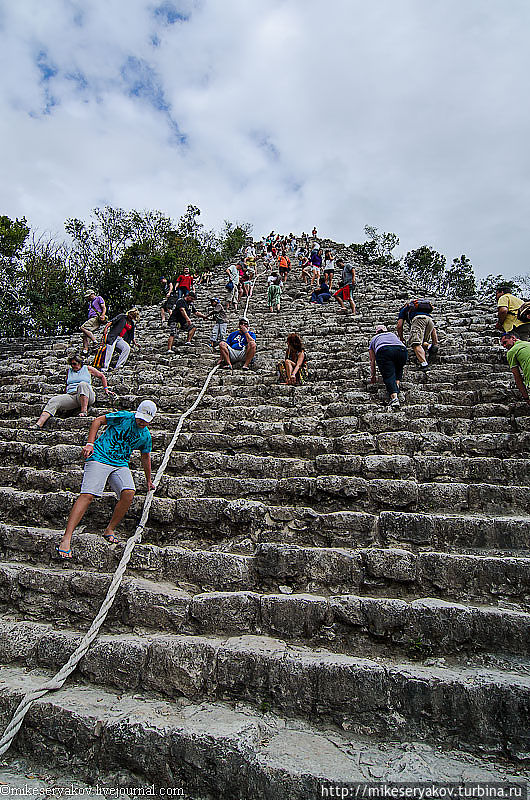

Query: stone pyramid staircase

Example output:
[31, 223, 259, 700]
[0, 242, 528, 796]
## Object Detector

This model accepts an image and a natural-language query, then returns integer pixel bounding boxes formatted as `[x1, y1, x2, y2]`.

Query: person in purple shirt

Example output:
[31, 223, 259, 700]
[369, 324, 408, 411]
[80, 289, 107, 356]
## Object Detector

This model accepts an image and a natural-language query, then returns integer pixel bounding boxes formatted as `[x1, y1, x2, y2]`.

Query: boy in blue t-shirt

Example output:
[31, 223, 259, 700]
[56, 401, 156, 558]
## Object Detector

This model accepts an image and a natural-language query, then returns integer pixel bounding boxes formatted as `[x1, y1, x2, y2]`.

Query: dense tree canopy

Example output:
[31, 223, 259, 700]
[0, 206, 252, 337]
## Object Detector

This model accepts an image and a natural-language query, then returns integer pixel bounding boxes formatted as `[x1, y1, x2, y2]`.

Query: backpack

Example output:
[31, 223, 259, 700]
[92, 332, 107, 370]
[516, 301, 530, 323]
[406, 299, 433, 319]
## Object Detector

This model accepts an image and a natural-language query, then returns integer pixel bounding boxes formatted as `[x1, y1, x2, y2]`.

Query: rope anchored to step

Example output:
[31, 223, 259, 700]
[0, 361, 221, 758]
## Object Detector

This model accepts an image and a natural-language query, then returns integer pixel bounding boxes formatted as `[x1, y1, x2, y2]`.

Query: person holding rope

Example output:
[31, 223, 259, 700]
[55, 400, 156, 558]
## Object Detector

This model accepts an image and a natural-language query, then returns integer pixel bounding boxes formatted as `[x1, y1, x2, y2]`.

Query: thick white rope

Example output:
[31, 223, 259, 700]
[0, 360, 220, 757]
[0, 252, 265, 757]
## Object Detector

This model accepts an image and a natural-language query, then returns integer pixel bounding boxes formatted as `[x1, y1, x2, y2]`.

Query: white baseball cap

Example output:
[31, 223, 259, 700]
[135, 400, 157, 423]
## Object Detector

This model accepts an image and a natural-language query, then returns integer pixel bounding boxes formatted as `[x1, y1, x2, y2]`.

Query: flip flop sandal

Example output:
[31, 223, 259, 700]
[102, 533, 120, 544]
[55, 545, 72, 559]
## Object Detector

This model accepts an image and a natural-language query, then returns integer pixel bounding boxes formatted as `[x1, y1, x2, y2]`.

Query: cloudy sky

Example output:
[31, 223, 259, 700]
[1, 0, 529, 278]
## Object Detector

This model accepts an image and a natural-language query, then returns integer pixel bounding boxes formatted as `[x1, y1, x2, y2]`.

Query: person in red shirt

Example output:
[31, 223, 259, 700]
[175, 266, 194, 299]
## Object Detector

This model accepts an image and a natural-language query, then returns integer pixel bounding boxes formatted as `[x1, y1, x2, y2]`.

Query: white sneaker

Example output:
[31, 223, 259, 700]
[389, 398, 400, 411]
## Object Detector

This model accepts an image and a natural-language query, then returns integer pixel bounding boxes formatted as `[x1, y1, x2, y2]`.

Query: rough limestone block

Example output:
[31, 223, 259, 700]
[144, 635, 219, 698]
[191, 591, 260, 633]
[120, 579, 190, 630]
[80, 635, 149, 690]
[260, 594, 330, 639]
[362, 548, 417, 583]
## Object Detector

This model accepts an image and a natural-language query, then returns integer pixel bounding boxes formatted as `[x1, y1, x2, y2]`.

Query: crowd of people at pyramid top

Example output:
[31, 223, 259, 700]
[71, 236, 530, 412]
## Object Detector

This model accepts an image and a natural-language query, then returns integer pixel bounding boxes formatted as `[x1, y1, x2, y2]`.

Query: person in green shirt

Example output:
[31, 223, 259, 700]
[501, 332, 530, 405]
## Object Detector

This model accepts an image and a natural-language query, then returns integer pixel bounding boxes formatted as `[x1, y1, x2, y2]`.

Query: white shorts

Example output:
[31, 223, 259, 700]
[226, 345, 247, 363]
[80, 460, 135, 498]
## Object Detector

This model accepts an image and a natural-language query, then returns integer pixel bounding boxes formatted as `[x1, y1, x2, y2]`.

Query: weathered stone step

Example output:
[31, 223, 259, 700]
[2, 465, 530, 519]
[379, 511, 530, 551]
[1, 527, 528, 609]
[0, 666, 524, 793]
[0, 633, 527, 759]
[2, 550, 529, 659]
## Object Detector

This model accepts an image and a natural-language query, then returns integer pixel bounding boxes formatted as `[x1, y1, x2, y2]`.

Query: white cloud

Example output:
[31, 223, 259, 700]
[1, 0, 530, 276]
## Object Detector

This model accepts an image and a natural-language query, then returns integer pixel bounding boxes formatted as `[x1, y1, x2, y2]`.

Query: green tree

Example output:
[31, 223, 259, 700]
[477, 274, 520, 299]
[23, 232, 83, 335]
[403, 246, 446, 293]
[0, 215, 30, 336]
[351, 225, 401, 270]
[443, 255, 476, 299]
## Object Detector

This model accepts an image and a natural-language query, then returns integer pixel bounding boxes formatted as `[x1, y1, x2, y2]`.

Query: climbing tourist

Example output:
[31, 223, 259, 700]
[225, 263, 240, 310]
[55, 400, 156, 558]
[35, 355, 114, 428]
[209, 297, 229, 350]
[396, 300, 439, 370]
[174, 266, 194, 299]
[160, 277, 174, 323]
[333, 258, 356, 314]
[323, 250, 335, 289]
[80, 289, 107, 357]
[278, 252, 291, 283]
[277, 333, 308, 385]
[167, 291, 206, 349]
[310, 247, 322, 286]
[500, 332, 530, 404]
[496, 286, 530, 341]
[102, 309, 140, 372]
[267, 275, 283, 312]
[310, 277, 332, 304]
[218, 317, 257, 370]
[369, 324, 408, 411]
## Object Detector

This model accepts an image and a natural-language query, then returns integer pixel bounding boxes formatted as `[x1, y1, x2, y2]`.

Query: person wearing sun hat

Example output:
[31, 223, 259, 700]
[368, 323, 408, 411]
[80, 289, 107, 356]
[55, 400, 156, 558]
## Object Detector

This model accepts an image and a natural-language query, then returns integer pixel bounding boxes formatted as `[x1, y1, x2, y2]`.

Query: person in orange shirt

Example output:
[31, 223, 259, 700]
[278, 252, 291, 283]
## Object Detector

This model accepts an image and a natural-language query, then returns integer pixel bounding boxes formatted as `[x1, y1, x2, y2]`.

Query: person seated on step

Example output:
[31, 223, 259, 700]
[80, 289, 107, 356]
[500, 331, 530, 406]
[396, 300, 439, 370]
[310, 276, 332, 304]
[55, 400, 156, 558]
[369, 324, 408, 411]
[35, 354, 114, 429]
[101, 309, 140, 372]
[218, 317, 256, 370]
[277, 333, 308, 385]
[208, 297, 229, 351]
[496, 285, 530, 341]
[167, 291, 206, 350]
[333, 258, 356, 314]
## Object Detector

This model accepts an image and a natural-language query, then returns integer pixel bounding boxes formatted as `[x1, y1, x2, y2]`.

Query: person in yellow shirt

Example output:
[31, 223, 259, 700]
[496, 285, 530, 340]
